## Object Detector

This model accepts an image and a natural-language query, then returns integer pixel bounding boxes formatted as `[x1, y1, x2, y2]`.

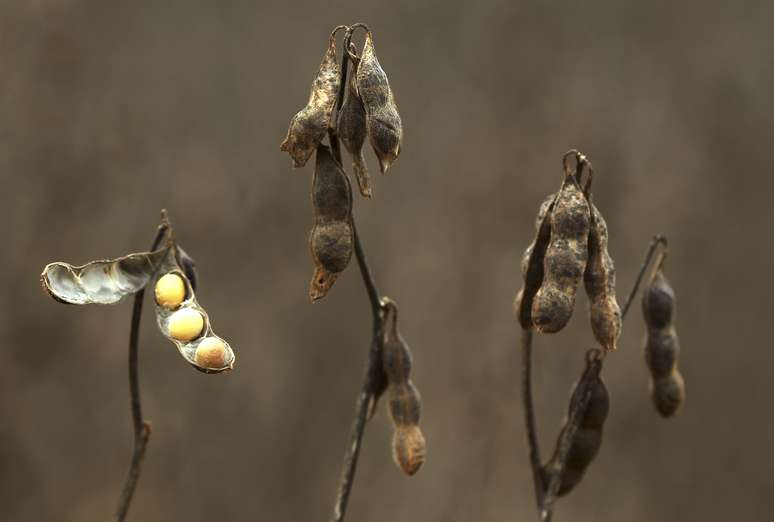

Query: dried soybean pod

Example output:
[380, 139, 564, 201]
[643, 265, 685, 417]
[280, 27, 343, 168]
[308, 145, 354, 301]
[583, 203, 621, 351]
[544, 354, 609, 497]
[355, 25, 402, 174]
[336, 43, 371, 198]
[532, 161, 590, 333]
[381, 300, 426, 475]
[514, 194, 556, 329]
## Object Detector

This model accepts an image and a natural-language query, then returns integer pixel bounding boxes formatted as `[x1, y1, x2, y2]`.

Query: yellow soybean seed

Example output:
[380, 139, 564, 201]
[195, 337, 227, 369]
[155, 273, 186, 308]
[168, 308, 204, 341]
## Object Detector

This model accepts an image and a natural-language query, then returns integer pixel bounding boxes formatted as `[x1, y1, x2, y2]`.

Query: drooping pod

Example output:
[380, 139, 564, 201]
[309, 144, 353, 301]
[336, 43, 371, 198]
[514, 193, 556, 329]
[153, 247, 235, 373]
[642, 263, 684, 417]
[583, 202, 621, 351]
[543, 352, 609, 497]
[355, 26, 403, 174]
[531, 163, 591, 333]
[280, 27, 343, 168]
[381, 300, 425, 475]
[41, 249, 169, 305]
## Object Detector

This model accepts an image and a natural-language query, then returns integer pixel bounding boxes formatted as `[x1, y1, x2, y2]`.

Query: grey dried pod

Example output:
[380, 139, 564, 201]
[336, 42, 371, 198]
[355, 26, 402, 174]
[309, 144, 354, 301]
[281, 27, 343, 168]
[583, 203, 621, 351]
[381, 300, 425, 475]
[643, 265, 684, 417]
[514, 194, 556, 329]
[543, 355, 609, 497]
[531, 158, 591, 333]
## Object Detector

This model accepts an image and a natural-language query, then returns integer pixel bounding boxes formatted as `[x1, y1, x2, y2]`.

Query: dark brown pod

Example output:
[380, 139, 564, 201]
[281, 29, 341, 168]
[532, 172, 590, 333]
[308, 145, 353, 302]
[355, 29, 402, 174]
[514, 194, 556, 329]
[643, 267, 685, 417]
[367, 351, 389, 421]
[336, 52, 371, 198]
[546, 370, 609, 497]
[388, 382, 421, 427]
[583, 203, 621, 351]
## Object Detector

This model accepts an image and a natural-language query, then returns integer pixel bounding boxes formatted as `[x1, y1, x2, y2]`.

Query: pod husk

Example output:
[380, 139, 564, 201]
[337, 54, 371, 197]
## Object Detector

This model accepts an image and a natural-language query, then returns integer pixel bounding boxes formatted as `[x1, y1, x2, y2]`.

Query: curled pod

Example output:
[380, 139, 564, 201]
[41, 248, 169, 305]
[336, 51, 371, 198]
[544, 366, 609, 497]
[355, 28, 402, 174]
[583, 203, 621, 351]
[280, 28, 342, 168]
[532, 171, 590, 333]
[308, 145, 354, 301]
[514, 194, 556, 329]
[153, 247, 235, 373]
[643, 268, 684, 417]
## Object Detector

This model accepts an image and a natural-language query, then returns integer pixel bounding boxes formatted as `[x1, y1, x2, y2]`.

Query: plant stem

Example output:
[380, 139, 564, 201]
[115, 215, 169, 522]
[620, 235, 667, 319]
[328, 27, 385, 522]
[521, 233, 667, 521]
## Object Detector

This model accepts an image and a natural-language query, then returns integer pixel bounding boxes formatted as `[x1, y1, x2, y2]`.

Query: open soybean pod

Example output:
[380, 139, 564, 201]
[642, 261, 684, 417]
[354, 25, 403, 174]
[544, 351, 609, 497]
[532, 153, 591, 334]
[514, 193, 556, 330]
[309, 144, 354, 301]
[280, 26, 343, 168]
[583, 202, 621, 352]
[41, 248, 170, 305]
[336, 40, 372, 198]
[381, 300, 425, 476]
[153, 247, 235, 374]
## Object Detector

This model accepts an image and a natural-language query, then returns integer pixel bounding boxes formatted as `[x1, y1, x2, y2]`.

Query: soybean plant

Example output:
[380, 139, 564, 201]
[40, 211, 235, 521]
[514, 152, 686, 521]
[280, 24, 423, 522]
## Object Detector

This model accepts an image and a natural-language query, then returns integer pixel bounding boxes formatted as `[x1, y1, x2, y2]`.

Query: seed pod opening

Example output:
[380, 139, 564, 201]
[532, 170, 590, 333]
[41, 249, 169, 305]
[337, 52, 371, 198]
[355, 28, 402, 174]
[153, 249, 235, 374]
[280, 28, 342, 168]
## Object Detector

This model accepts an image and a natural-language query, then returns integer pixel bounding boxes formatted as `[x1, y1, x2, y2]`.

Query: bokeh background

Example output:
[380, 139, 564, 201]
[2, 1, 772, 521]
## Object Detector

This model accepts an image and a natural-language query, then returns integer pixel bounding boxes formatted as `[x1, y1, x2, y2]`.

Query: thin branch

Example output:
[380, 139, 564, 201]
[521, 328, 544, 507]
[620, 235, 668, 319]
[328, 27, 386, 522]
[115, 213, 170, 522]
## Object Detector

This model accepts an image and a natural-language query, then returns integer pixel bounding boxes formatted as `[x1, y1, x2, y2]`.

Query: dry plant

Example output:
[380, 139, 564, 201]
[280, 23, 425, 522]
[39, 211, 236, 521]
[515, 151, 685, 521]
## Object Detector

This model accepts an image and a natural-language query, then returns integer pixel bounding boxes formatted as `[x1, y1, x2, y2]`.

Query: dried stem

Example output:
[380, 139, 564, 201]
[521, 233, 668, 522]
[328, 26, 386, 522]
[114, 212, 170, 522]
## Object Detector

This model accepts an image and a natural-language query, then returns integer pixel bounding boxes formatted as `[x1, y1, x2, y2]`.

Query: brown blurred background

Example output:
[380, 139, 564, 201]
[1, 1, 772, 521]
